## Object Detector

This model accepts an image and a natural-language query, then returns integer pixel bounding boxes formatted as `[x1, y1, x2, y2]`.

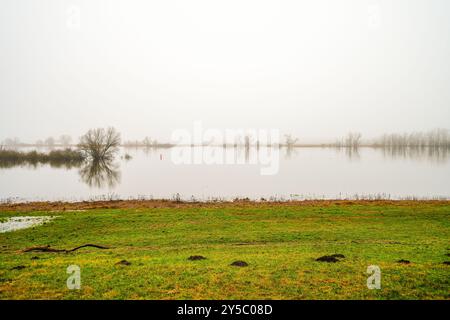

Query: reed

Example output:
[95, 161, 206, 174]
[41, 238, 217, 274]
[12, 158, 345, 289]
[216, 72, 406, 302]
[0, 148, 85, 168]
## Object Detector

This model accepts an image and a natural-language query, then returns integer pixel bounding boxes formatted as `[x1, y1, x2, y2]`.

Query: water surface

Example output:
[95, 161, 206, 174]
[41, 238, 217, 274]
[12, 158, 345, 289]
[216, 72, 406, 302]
[0, 216, 56, 233]
[0, 147, 449, 202]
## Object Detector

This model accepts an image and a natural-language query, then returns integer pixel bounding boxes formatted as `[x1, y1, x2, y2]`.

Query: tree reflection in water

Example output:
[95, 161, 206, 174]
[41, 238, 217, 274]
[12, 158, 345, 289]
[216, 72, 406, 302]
[78, 159, 121, 188]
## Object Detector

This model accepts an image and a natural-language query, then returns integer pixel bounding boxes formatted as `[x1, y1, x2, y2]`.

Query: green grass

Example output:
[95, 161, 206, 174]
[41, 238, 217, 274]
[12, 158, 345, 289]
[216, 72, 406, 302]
[0, 202, 449, 299]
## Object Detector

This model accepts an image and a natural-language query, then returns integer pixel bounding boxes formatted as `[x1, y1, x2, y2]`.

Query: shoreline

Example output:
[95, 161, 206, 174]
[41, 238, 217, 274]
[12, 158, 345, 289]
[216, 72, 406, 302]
[1, 198, 450, 212]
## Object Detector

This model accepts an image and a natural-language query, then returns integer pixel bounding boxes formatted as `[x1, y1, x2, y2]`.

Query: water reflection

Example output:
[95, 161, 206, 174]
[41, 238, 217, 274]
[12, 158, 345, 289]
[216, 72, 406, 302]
[284, 146, 299, 159]
[0, 161, 81, 170]
[329, 146, 449, 162]
[345, 147, 361, 160]
[1, 146, 450, 201]
[78, 159, 121, 188]
[379, 146, 450, 163]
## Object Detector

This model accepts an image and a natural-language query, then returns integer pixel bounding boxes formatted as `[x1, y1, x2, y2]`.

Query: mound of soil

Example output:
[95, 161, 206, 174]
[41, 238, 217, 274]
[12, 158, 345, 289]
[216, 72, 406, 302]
[188, 255, 206, 261]
[316, 256, 339, 263]
[231, 261, 248, 267]
[116, 260, 131, 266]
[11, 265, 26, 270]
[316, 254, 345, 263]
[397, 259, 411, 264]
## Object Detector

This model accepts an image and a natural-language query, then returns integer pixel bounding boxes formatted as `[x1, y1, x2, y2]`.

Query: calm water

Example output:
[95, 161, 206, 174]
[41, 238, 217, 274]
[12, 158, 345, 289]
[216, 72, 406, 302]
[0, 216, 56, 233]
[0, 147, 449, 202]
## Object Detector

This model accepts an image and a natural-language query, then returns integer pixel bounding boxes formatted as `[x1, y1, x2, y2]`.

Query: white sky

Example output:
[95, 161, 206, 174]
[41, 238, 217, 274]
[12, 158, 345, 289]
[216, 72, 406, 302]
[1, 0, 449, 143]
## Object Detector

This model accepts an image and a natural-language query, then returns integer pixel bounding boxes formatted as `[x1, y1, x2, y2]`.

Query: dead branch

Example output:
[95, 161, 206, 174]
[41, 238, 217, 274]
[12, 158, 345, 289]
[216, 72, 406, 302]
[23, 244, 110, 253]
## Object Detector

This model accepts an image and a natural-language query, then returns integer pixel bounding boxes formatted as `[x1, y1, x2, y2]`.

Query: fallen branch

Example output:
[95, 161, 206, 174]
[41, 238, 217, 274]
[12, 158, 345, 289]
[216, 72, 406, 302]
[23, 246, 64, 253]
[67, 244, 110, 252]
[23, 244, 110, 253]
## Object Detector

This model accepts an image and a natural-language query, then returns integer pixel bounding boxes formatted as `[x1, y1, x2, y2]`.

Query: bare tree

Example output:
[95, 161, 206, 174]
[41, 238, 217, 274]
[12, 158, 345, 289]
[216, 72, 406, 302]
[59, 134, 72, 146]
[78, 127, 121, 160]
[244, 135, 251, 149]
[284, 134, 299, 147]
[373, 129, 450, 148]
[352, 132, 362, 148]
[45, 137, 55, 147]
[344, 132, 362, 148]
[2, 137, 21, 147]
[142, 137, 153, 147]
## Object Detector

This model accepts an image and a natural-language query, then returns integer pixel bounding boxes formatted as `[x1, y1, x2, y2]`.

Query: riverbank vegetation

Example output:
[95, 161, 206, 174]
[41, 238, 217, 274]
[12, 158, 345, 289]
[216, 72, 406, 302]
[0, 148, 85, 169]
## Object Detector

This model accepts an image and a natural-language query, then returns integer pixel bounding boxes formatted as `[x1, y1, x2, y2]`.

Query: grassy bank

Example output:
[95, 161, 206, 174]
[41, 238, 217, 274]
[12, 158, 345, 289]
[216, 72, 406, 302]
[0, 201, 449, 299]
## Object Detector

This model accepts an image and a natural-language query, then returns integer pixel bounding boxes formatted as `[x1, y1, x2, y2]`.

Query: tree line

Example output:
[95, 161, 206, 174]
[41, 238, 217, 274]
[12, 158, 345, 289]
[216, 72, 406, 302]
[1, 128, 449, 150]
[1, 135, 73, 147]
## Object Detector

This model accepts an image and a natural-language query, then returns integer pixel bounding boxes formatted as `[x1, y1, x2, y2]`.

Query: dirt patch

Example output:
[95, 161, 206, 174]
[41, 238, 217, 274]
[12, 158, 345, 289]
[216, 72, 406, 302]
[234, 241, 269, 246]
[230, 261, 248, 267]
[316, 256, 339, 263]
[188, 255, 206, 261]
[11, 265, 26, 271]
[316, 254, 345, 263]
[31, 256, 39, 260]
[397, 259, 411, 264]
[116, 260, 131, 266]
[443, 261, 450, 265]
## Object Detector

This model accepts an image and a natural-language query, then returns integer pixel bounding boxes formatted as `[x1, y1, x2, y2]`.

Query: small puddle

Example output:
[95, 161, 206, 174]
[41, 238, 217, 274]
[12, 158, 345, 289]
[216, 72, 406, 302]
[0, 216, 56, 233]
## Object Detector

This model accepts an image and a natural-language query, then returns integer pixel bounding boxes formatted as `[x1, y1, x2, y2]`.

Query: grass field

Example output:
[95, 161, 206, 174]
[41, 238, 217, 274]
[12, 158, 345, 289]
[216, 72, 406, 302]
[0, 201, 449, 300]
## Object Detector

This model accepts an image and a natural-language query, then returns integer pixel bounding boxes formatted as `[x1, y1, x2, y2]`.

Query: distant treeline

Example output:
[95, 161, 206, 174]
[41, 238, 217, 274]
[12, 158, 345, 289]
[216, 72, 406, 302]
[1, 135, 73, 147]
[371, 129, 450, 148]
[1, 128, 449, 149]
[123, 137, 174, 148]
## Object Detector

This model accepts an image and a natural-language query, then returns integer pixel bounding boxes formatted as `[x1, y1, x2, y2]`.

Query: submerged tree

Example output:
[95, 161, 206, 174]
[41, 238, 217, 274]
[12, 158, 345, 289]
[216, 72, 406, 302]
[284, 134, 299, 147]
[374, 129, 450, 148]
[142, 137, 153, 148]
[344, 132, 362, 148]
[59, 134, 73, 146]
[45, 137, 55, 147]
[2, 137, 21, 147]
[78, 127, 121, 161]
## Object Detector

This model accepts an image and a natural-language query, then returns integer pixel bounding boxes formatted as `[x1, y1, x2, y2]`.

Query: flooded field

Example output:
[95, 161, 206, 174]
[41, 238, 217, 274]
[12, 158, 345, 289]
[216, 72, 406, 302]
[0, 146, 449, 202]
[0, 216, 55, 233]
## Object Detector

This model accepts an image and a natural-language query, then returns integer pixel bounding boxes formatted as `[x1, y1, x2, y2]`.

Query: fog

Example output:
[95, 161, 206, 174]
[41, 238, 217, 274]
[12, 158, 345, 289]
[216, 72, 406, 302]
[1, 0, 449, 143]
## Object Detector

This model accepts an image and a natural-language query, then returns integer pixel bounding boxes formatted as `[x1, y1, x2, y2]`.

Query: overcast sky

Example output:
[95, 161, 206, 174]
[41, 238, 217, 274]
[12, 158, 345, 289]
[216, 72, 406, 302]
[1, 0, 449, 143]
